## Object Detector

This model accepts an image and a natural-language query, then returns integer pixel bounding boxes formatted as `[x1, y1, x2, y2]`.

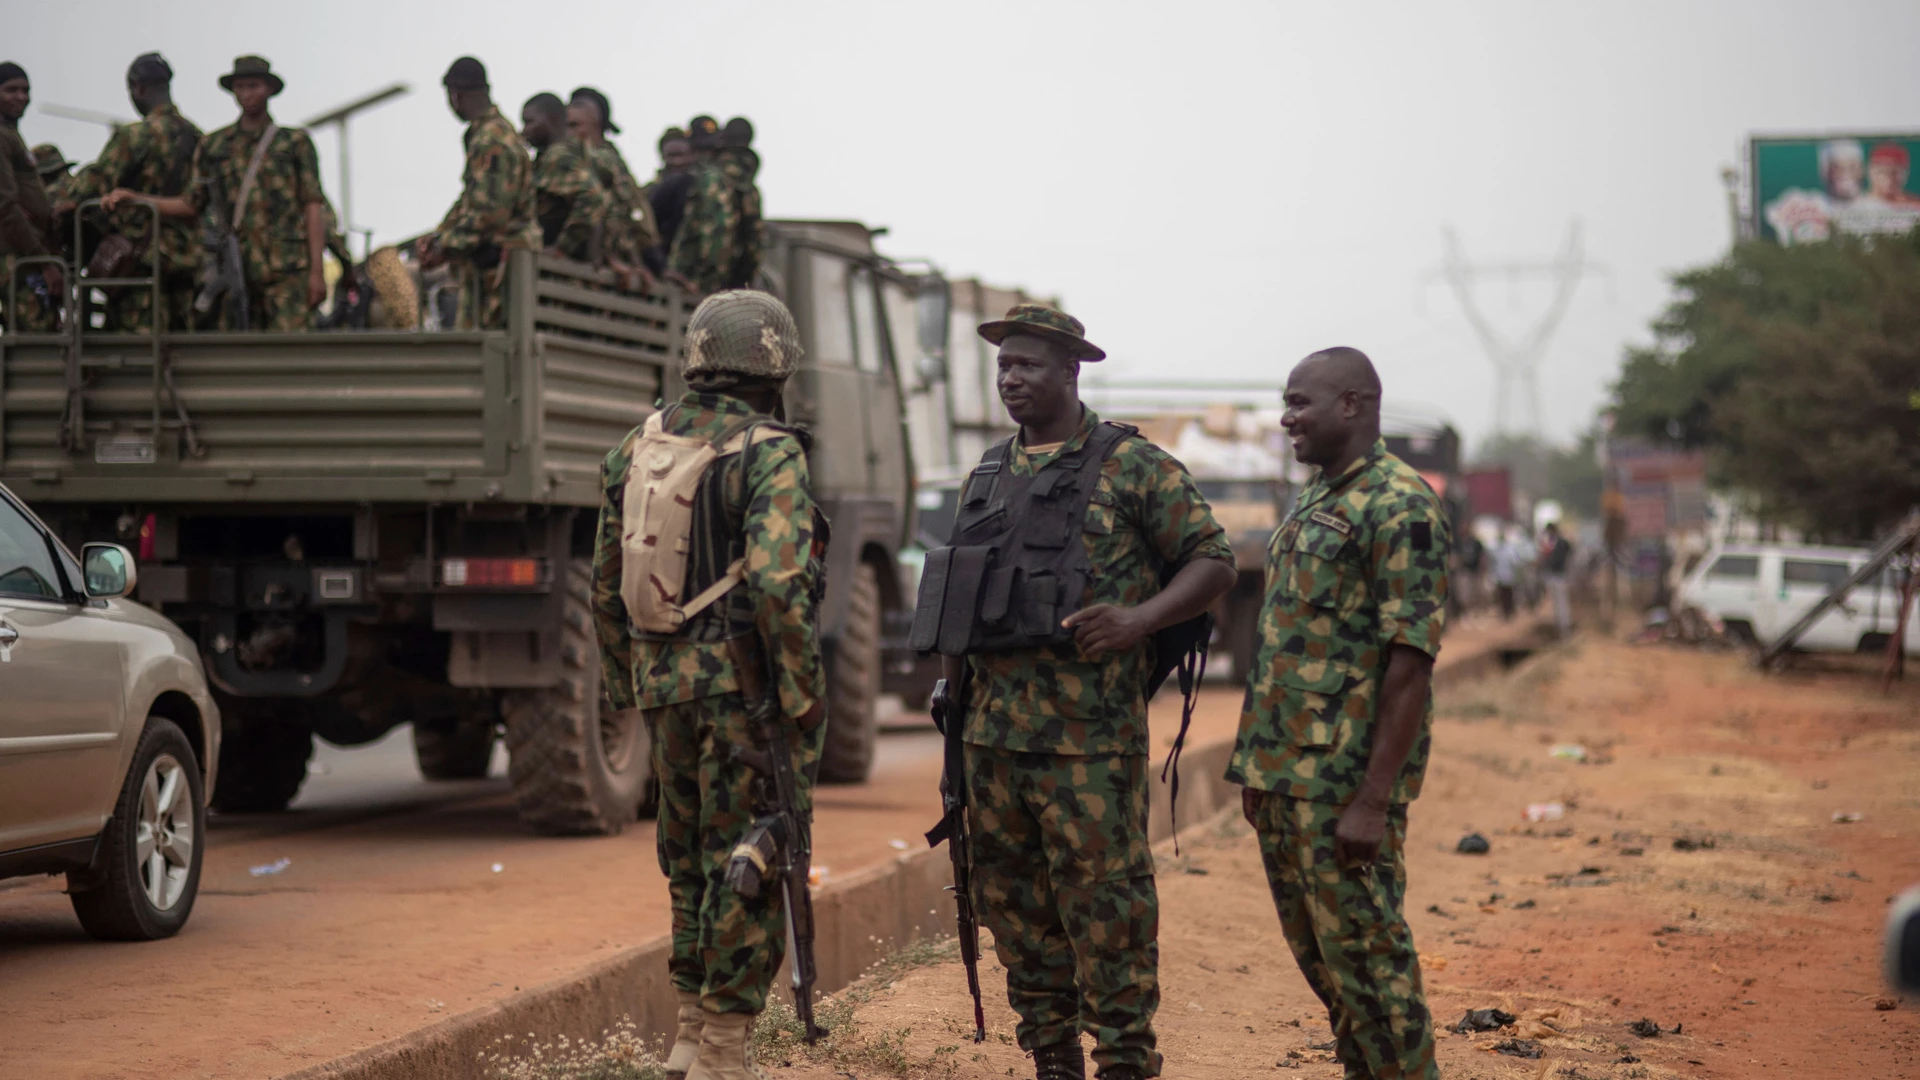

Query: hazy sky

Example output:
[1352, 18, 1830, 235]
[14, 0, 1920, 449]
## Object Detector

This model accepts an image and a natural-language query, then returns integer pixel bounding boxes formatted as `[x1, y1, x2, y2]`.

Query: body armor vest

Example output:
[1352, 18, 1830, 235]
[911, 421, 1138, 655]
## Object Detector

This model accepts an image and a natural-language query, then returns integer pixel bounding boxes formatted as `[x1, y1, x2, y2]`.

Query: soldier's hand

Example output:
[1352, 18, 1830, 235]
[307, 268, 327, 310]
[1062, 603, 1150, 657]
[100, 188, 137, 212]
[1334, 798, 1390, 867]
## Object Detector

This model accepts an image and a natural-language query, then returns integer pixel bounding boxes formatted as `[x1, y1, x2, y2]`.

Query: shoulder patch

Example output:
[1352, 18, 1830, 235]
[1411, 521, 1432, 551]
[1309, 510, 1352, 536]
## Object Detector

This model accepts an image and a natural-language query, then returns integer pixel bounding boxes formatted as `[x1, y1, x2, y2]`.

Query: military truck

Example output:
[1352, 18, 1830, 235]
[0, 217, 939, 833]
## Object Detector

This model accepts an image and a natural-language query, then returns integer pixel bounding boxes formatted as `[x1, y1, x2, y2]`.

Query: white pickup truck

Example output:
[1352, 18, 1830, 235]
[1677, 542, 1918, 654]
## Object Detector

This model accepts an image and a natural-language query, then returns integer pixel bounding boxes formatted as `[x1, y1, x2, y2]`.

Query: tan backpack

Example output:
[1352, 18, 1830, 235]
[618, 409, 783, 633]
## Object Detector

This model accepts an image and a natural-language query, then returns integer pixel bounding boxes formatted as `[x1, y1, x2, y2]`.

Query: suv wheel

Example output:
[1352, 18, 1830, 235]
[69, 717, 205, 941]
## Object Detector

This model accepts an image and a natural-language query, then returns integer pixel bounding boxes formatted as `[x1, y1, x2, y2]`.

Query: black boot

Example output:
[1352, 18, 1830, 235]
[1095, 1066, 1146, 1080]
[1032, 1041, 1086, 1080]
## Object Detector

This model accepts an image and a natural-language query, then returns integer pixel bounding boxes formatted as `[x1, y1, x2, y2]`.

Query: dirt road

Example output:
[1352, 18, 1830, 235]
[754, 637, 1920, 1079]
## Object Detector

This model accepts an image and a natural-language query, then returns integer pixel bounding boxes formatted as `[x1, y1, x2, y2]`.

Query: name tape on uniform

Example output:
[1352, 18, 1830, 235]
[1308, 510, 1352, 536]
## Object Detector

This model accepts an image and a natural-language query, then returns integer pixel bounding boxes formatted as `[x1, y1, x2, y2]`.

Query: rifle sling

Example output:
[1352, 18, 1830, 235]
[232, 123, 279, 231]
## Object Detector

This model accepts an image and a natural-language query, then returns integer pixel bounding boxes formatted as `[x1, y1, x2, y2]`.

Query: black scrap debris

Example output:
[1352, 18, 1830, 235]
[1450, 1008, 1516, 1034]
[1308, 1039, 1338, 1051]
[1615, 1054, 1641, 1064]
[1425, 904, 1455, 919]
[1492, 1039, 1544, 1059]
[1456, 833, 1491, 855]
[1673, 836, 1716, 851]
[1627, 1018, 1668, 1038]
[1513, 899, 1537, 909]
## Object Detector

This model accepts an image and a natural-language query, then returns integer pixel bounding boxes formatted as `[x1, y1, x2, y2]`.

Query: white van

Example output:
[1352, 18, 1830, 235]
[1677, 542, 1919, 654]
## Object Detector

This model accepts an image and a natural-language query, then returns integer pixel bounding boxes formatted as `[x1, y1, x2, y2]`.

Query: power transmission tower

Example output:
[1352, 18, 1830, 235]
[1428, 222, 1607, 437]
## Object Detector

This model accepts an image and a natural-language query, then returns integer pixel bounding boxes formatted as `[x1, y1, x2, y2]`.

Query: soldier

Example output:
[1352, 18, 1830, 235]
[643, 127, 694, 273]
[667, 117, 765, 296]
[103, 55, 328, 332]
[566, 87, 657, 292]
[932, 305, 1237, 1080]
[590, 290, 828, 1080]
[418, 57, 539, 330]
[687, 115, 721, 165]
[60, 52, 201, 332]
[1227, 347, 1450, 1080]
[33, 145, 76, 207]
[521, 92, 607, 263]
[0, 61, 61, 332]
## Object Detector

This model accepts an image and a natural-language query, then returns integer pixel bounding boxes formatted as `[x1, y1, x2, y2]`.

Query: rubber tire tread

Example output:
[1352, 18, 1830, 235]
[412, 717, 496, 780]
[503, 559, 653, 835]
[69, 717, 205, 941]
[817, 559, 881, 783]
[209, 718, 312, 813]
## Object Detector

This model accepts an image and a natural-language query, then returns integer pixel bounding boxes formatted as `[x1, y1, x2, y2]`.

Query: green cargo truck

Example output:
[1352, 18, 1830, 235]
[1, 218, 939, 833]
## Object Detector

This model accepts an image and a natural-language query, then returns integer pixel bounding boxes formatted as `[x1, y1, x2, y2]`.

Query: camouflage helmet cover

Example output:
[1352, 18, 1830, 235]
[683, 290, 802, 380]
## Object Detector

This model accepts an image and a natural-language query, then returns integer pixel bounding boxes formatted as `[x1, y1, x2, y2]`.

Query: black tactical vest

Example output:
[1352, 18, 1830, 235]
[911, 421, 1138, 655]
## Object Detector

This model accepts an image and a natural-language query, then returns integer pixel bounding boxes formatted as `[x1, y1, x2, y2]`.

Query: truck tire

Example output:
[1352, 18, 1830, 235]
[209, 716, 312, 814]
[69, 717, 205, 941]
[818, 560, 881, 783]
[503, 560, 654, 835]
[412, 717, 497, 781]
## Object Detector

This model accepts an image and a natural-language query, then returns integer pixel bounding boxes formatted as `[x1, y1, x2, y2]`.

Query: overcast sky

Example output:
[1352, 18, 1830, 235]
[14, 0, 1920, 449]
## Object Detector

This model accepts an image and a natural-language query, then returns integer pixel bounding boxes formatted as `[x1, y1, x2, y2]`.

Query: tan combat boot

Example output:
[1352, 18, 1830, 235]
[683, 1009, 767, 1080]
[664, 990, 706, 1078]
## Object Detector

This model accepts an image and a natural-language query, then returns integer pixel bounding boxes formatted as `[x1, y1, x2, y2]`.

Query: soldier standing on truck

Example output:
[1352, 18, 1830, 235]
[932, 305, 1237, 1080]
[103, 55, 328, 331]
[418, 57, 539, 330]
[1228, 347, 1450, 1080]
[591, 290, 828, 1080]
[666, 117, 764, 296]
[59, 53, 200, 332]
[643, 127, 694, 273]
[521, 92, 606, 263]
[567, 87, 657, 293]
[0, 61, 62, 333]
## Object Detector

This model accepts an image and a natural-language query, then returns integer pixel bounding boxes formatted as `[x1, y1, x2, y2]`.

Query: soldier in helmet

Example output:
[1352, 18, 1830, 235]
[590, 290, 828, 1080]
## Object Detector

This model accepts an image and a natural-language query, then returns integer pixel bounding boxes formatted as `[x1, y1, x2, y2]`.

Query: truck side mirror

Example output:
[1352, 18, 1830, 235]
[1892, 886, 1920, 995]
[81, 542, 137, 600]
[916, 275, 951, 384]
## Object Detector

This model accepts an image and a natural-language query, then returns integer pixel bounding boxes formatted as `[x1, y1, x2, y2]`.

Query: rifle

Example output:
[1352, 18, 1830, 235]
[723, 637, 823, 1043]
[924, 671, 987, 1043]
[195, 174, 248, 329]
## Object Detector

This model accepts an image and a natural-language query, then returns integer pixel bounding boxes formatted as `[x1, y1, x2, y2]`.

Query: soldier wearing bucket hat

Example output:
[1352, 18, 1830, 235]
[591, 290, 830, 1080]
[925, 303, 1237, 1080]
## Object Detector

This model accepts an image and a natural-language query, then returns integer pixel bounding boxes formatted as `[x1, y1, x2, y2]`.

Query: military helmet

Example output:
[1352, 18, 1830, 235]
[683, 290, 802, 380]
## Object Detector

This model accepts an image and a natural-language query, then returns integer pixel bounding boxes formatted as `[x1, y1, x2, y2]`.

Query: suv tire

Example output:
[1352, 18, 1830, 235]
[818, 559, 881, 783]
[210, 717, 313, 813]
[69, 717, 205, 941]
[504, 559, 654, 834]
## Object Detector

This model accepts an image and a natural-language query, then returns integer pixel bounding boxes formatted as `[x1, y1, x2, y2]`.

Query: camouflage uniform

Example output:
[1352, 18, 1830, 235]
[1227, 439, 1450, 1080]
[531, 137, 607, 263]
[584, 141, 660, 275]
[431, 105, 539, 330]
[0, 121, 59, 331]
[62, 103, 202, 332]
[592, 387, 826, 1015]
[188, 120, 325, 331]
[960, 407, 1234, 1078]
[668, 146, 762, 295]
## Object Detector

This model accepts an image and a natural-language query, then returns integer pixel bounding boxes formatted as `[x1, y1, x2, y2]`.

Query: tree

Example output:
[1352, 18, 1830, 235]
[1611, 230, 1920, 541]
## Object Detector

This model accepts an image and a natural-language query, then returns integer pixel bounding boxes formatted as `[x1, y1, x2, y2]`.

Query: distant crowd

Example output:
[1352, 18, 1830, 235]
[0, 52, 764, 334]
[1456, 520, 1578, 637]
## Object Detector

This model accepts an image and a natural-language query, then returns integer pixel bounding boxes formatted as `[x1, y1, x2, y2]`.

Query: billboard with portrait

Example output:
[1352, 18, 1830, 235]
[1751, 134, 1920, 245]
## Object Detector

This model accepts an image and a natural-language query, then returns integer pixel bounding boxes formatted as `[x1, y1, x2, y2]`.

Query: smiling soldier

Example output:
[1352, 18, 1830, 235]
[1229, 346, 1451, 1080]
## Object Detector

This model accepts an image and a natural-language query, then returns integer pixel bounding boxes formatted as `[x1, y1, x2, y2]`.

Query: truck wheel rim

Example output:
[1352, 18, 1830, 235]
[600, 706, 639, 774]
[135, 753, 195, 911]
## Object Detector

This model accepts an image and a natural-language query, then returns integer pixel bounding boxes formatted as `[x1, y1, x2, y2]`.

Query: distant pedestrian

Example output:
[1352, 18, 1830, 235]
[1229, 346, 1449, 1080]
[1490, 528, 1525, 622]
[1539, 521, 1573, 637]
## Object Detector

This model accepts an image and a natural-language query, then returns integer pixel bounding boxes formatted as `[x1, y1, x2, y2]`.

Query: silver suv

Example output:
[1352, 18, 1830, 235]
[0, 483, 219, 940]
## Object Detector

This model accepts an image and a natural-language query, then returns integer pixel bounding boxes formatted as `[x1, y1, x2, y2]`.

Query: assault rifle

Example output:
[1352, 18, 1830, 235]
[924, 671, 987, 1043]
[724, 638, 822, 1043]
[195, 174, 248, 329]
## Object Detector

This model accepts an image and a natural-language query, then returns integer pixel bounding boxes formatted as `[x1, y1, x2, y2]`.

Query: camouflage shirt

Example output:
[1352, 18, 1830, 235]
[64, 103, 202, 271]
[668, 147, 762, 294]
[1226, 440, 1451, 805]
[187, 118, 325, 283]
[585, 141, 659, 266]
[592, 391, 825, 718]
[532, 137, 607, 262]
[433, 105, 540, 257]
[961, 407, 1235, 757]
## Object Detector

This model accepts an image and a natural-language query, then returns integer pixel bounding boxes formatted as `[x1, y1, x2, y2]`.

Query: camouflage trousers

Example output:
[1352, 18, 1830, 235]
[650, 692, 823, 1015]
[965, 744, 1161, 1077]
[452, 259, 509, 330]
[214, 275, 312, 332]
[1250, 792, 1437, 1080]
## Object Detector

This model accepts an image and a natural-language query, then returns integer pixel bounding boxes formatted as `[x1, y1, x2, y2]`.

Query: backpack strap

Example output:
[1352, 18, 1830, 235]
[676, 418, 791, 623]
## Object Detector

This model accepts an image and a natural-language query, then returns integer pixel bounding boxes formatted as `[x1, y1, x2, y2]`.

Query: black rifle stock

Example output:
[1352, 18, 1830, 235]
[924, 671, 987, 1043]
[724, 638, 822, 1043]
[195, 175, 248, 329]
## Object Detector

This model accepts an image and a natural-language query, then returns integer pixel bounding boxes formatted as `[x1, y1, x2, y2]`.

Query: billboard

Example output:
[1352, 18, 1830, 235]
[1752, 133, 1920, 245]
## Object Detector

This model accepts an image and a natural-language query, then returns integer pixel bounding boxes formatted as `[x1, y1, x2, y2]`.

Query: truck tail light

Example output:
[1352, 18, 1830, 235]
[440, 558, 545, 588]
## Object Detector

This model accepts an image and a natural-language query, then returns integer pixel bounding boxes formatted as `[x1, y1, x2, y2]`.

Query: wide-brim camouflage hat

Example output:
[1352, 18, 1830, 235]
[977, 303, 1105, 361]
[31, 144, 73, 176]
[218, 55, 284, 96]
[683, 290, 803, 380]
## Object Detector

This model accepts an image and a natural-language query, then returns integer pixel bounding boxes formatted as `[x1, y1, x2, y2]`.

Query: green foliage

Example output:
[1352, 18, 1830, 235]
[1611, 229, 1920, 539]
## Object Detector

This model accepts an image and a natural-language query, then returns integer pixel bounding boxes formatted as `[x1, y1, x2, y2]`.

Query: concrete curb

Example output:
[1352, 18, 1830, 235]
[281, 628, 1535, 1080]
